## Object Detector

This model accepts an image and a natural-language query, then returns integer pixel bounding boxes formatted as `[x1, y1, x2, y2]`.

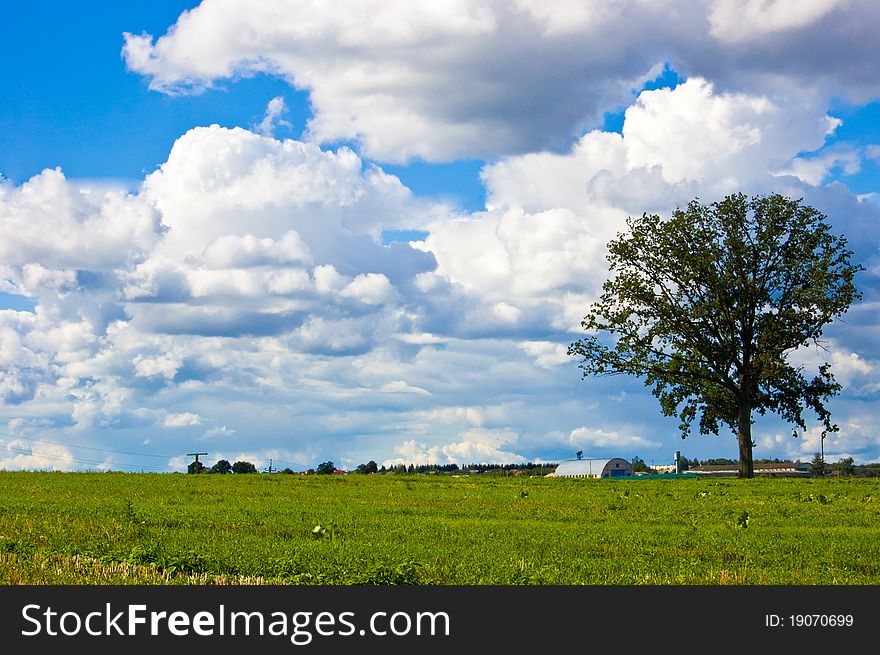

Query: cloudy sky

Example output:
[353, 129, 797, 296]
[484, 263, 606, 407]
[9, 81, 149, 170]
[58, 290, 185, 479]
[2, 0, 879, 473]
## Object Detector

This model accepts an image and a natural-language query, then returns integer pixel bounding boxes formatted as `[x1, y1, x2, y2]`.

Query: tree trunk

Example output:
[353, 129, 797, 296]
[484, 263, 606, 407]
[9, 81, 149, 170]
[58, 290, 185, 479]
[737, 393, 754, 478]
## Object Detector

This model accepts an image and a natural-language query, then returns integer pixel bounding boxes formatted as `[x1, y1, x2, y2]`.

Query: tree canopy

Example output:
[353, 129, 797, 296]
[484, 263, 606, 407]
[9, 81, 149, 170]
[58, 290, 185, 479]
[355, 460, 379, 474]
[810, 453, 830, 477]
[232, 460, 258, 474]
[631, 456, 652, 473]
[186, 460, 205, 474]
[209, 459, 232, 474]
[569, 193, 861, 478]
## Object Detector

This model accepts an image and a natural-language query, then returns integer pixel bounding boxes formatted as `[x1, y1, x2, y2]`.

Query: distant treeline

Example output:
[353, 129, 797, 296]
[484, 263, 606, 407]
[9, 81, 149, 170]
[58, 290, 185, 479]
[353, 461, 557, 477]
[692, 458, 793, 466]
[346, 457, 880, 478]
[683, 456, 880, 477]
[193, 455, 880, 478]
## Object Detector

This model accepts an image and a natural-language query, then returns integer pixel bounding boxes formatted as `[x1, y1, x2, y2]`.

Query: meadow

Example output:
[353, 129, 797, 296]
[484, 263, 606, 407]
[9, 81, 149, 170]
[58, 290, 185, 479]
[1, 471, 879, 585]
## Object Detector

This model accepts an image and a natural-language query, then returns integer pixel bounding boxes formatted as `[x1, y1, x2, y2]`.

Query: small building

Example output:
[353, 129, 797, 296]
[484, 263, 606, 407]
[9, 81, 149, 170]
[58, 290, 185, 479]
[652, 451, 684, 474]
[550, 458, 633, 479]
[690, 462, 810, 478]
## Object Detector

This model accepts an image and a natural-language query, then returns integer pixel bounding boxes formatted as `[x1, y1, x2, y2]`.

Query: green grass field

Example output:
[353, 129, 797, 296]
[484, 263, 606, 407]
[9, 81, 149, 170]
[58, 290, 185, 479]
[1, 471, 879, 585]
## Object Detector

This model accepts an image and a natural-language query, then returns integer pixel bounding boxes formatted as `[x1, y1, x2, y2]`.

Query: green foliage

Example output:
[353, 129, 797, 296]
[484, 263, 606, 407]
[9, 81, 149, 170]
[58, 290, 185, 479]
[831, 457, 855, 477]
[316, 461, 336, 475]
[357, 559, 424, 585]
[569, 193, 862, 478]
[355, 460, 379, 474]
[186, 461, 205, 474]
[631, 456, 653, 473]
[310, 521, 342, 542]
[209, 459, 232, 474]
[232, 460, 257, 474]
[125, 543, 209, 575]
[2, 472, 880, 585]
[811, 453, 830, 477]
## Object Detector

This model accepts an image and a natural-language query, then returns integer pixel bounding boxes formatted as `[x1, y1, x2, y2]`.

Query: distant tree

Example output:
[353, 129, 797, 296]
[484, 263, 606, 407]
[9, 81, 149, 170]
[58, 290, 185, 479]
[281, 467, 295, 474]
[852, 463, 880, 478]
[316, 461, 336, 475]
[631, 456, 653, 473]
[576, 450, 583, 460]
[569, 194, 862, 478]
[355, 460, 379, 474]
[209, 459, 232, 474]
[232, 460, 258, 474]
[832, 456, 855, 477]
[187, 460, 205, 474]
[810, 453, 829, 477]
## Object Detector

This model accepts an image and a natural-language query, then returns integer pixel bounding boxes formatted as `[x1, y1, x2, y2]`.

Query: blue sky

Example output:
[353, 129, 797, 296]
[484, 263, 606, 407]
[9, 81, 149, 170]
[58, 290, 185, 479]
[0, 1, 486, 210]
[2, 1, 880, 473]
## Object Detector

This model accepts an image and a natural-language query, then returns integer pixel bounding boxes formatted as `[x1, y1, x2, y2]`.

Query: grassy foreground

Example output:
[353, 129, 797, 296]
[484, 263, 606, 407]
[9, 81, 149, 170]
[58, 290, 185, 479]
[1, 471, 879, 585]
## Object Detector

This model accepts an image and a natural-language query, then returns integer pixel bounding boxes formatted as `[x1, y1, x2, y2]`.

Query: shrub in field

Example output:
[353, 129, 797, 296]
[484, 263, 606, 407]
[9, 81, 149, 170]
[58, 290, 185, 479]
[311, 521, 343, 542]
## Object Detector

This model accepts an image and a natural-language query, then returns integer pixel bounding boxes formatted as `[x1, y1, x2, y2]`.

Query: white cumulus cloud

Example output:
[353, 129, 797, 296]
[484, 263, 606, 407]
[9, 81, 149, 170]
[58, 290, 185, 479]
[163, 412, 203, 427]
[569, 426, 661, 450]
[122, 0, 880, 162]
[384, 428, 527, 467]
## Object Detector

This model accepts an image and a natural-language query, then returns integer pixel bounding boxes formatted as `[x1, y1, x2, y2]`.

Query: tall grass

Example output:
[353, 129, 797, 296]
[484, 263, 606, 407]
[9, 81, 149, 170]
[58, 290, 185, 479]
[1, 472, 878, 584]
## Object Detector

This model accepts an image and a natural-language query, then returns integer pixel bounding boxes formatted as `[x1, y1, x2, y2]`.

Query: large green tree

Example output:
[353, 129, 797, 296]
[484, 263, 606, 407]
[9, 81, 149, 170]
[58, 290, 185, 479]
[568, 193, 861, 478]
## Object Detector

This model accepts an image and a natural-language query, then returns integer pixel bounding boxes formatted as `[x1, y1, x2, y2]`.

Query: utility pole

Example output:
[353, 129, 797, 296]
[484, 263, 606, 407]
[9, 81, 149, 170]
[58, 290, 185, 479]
[187, 452, 208, 473]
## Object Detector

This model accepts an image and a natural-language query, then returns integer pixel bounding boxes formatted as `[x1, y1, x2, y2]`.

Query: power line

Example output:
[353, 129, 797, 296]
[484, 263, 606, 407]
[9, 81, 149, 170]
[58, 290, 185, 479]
[0, 443, 167, 472]
[0, 432, 177, 472]
[0, 432, 311, 472]
[0, 432, 176, 459]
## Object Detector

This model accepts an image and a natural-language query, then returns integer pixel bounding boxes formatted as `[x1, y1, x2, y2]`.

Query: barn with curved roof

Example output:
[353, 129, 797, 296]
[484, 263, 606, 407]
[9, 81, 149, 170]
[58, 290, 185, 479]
[551, 458, 633, 478]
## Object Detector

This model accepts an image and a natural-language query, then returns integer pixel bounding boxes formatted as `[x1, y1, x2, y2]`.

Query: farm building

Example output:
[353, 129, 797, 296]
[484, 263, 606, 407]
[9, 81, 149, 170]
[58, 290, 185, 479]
[690, 462, 811, 477]
[550, 458, 633, 478]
